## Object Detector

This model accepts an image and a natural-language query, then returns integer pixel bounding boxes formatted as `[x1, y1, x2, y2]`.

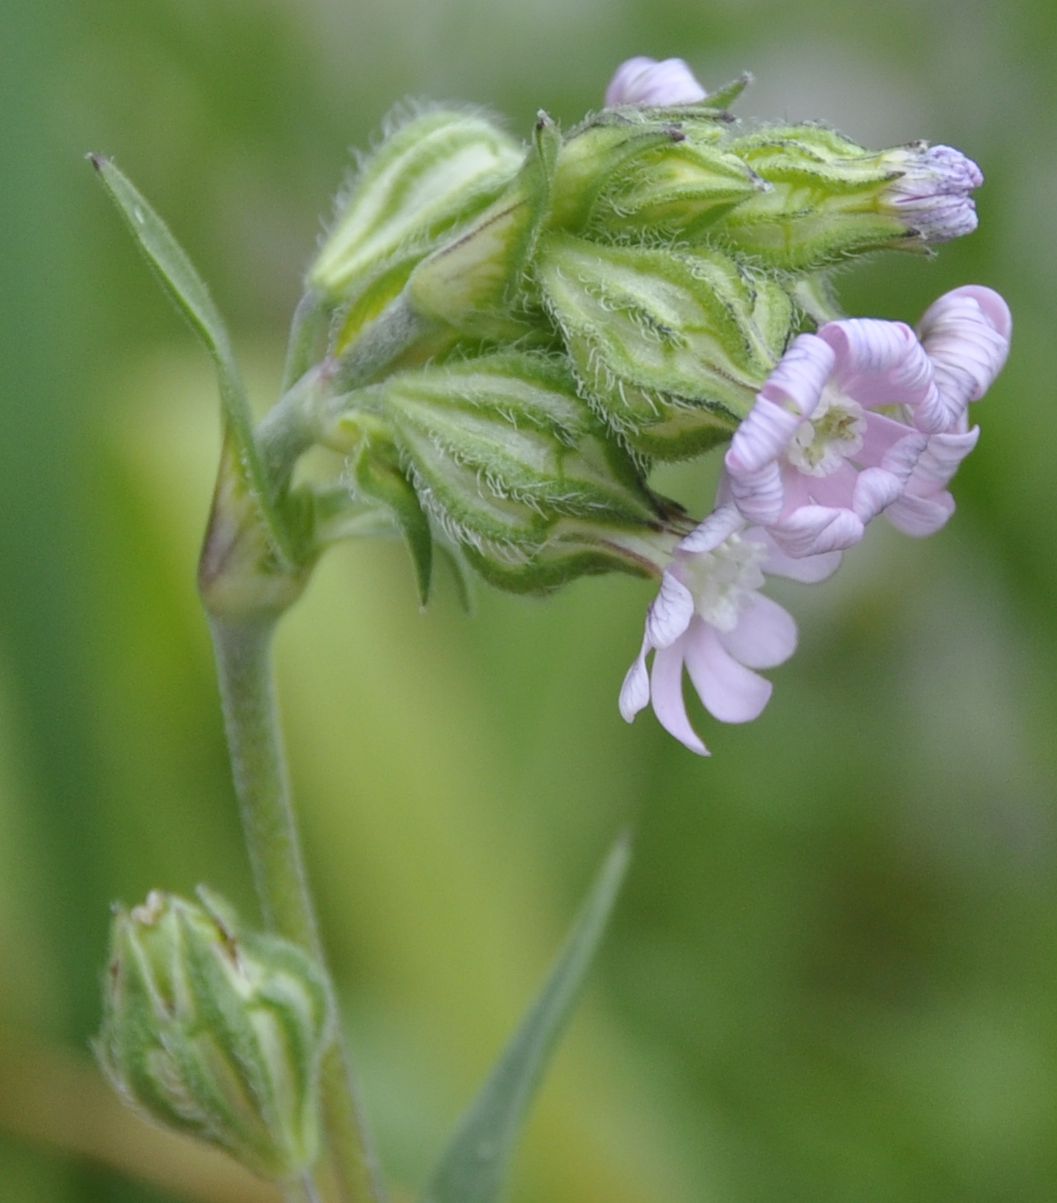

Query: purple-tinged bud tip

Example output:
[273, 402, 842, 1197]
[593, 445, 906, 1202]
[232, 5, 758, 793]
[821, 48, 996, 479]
[885, 144, 983, 243]
[604, 57, 708, 108]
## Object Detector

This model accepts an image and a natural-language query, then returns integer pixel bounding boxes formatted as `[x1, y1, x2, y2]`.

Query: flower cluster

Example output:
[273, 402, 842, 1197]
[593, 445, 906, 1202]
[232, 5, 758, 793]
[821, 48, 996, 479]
[610, 56, 1010, 754]
[622, 284, 1010, 753]
[283, 56, 1012, 753]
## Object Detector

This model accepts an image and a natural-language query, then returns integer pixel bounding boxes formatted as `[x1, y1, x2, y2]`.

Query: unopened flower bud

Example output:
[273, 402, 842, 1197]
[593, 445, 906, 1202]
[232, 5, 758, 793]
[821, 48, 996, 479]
[881, 143, 982, 243]
[96, 888, 332, 1182]
[325, 351, 668, 592]
[536, 234, 793, 459]
[406, 116, 560, 340]
[549, 111, 761, 236]
[309, 107, 524, 300]
[711, 126, 982, 269]
[604, 56, 708, 107]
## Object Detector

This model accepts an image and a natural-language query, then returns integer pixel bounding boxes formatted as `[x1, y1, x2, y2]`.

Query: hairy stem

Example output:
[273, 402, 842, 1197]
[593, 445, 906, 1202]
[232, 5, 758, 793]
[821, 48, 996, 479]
[209, 616, 386, 1203]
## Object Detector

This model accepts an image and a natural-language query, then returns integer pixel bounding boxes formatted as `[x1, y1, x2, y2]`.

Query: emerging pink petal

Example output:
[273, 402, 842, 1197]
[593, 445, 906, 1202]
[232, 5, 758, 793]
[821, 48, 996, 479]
[883, 144, 983, 243]
[604, 56, 708, 107]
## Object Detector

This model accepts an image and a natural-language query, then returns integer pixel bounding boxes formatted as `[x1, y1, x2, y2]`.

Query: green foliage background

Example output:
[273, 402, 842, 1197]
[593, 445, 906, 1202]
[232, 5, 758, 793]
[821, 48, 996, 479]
[1, 1, 1054, 1200]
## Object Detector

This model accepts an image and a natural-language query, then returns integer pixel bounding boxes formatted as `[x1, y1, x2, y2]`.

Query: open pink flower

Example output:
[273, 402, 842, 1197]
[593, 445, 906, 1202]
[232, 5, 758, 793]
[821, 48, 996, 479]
[723, 320, 936, 557]
[604, 57, 707, 108]
[619, 507, 837, 754]
[723, 286, 1011, 554]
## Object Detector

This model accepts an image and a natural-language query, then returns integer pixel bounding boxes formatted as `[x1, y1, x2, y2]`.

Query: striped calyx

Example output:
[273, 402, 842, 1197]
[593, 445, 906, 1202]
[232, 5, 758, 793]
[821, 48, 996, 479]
[536, 233, 793, 460]
[309, 107, 523, 301]
[324, 351, 668, 594]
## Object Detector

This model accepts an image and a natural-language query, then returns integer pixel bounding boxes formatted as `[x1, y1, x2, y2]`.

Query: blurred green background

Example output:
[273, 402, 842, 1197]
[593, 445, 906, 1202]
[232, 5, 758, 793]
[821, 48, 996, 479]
[2, 1, 1055, 1200]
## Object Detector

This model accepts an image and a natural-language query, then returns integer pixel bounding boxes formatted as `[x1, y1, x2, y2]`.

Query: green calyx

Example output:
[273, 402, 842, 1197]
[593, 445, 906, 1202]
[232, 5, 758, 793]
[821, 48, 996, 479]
[708, 125, 928, 269]
[96, 888, 333, 1183]
[536, 233, 792, 459]
[323, 351, 670, 596]
[406, 114, 561, 341]
[309, 106, 524, 300]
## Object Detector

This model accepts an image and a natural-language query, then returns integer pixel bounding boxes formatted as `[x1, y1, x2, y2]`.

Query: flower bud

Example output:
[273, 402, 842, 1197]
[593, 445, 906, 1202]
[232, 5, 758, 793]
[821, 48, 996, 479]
[406, 115, 560, 340]
[536, 233, 794, 459]
[309, 107, 524, 300]
[550, 112, 761, 236]
[604, 56, 708, 107]
[96, 888, 332, 1182]
[710, 126, 982, 269]
[325, 352, 669, 592]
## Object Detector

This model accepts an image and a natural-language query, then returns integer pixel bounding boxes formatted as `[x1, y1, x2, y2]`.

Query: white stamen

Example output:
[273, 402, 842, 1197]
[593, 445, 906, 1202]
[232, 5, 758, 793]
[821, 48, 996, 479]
[679, 534, 766, 632]
[786, 387, 865, 476]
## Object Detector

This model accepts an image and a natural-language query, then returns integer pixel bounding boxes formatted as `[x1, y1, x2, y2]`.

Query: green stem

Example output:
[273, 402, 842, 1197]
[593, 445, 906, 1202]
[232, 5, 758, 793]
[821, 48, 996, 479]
[209, 615, 386, 1203]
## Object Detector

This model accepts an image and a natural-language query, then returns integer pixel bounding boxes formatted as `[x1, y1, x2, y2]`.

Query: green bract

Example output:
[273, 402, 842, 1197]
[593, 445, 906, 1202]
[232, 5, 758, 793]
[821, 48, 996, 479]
[96, 888, 333, 1182]
[536, 233, 793, 459]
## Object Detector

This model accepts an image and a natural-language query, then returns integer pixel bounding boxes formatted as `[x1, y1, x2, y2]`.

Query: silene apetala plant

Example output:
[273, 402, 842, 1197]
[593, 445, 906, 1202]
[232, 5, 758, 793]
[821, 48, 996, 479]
[91, 54, 1011, 1202]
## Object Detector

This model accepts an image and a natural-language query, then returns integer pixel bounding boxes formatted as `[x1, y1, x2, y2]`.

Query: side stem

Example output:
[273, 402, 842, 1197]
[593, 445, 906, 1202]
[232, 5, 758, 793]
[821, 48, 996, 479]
[209, 615, 386, 1203]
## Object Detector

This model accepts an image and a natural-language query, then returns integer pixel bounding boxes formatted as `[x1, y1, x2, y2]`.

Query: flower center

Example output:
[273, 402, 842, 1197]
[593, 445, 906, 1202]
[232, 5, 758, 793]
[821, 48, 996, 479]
[680, 533, 766, 632]
[787, 387, 865, 477]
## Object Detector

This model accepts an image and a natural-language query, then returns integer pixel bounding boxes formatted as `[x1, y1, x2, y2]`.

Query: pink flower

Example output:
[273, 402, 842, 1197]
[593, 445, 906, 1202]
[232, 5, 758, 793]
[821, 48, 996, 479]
[619, 507, 837, 754]
[723, 320, 936, 557]
[723, 286, 1011, 554]
[604, 57, 707, 108]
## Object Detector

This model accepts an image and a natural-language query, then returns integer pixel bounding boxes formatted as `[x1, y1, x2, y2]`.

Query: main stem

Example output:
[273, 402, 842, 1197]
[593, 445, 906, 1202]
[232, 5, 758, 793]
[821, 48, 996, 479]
[209, 615, 385, 1203]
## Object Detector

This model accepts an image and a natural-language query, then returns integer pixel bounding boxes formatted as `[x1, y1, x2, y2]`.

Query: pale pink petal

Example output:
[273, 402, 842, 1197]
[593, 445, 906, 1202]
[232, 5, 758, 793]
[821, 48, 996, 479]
[919, 285, 1012, 417]
[877, 431, 929, 481]
[904, 427, 979, 495]
[820, 318, 941, 425]
[604, 57, 707, 107]
[851, 466, 905, 523]
[756, 333, 834, 415]
[646, 569, 695, 648]
[725, 397, 805, 476]
[802, 460, 858, 510]
[677, 503, 746, 555]
[619, 638, 652, 722]
[755, 534, 843, 582]
[885, 490, 956, 536]
[718, 593, 797, 669]
[860, 411, 924, 461]
[650, 640, 708, 754]
[725, 460, 785, 525]
[683, 623, 773, 724]
[770, 504, 865, 557]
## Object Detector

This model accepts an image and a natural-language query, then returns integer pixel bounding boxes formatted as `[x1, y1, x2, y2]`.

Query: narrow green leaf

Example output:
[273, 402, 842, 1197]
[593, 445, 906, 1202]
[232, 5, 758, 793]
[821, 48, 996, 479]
[420, 831, 632, 1203]
[87, 154, 292, 566]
